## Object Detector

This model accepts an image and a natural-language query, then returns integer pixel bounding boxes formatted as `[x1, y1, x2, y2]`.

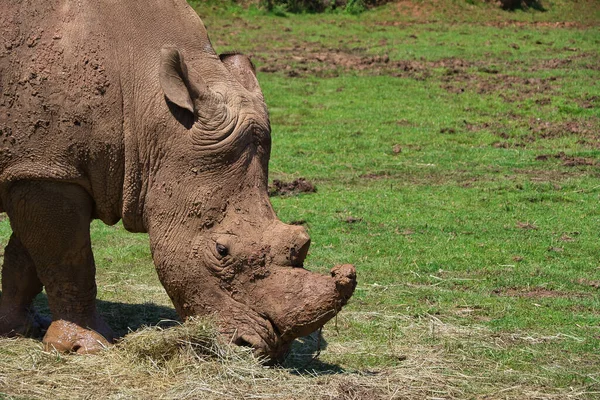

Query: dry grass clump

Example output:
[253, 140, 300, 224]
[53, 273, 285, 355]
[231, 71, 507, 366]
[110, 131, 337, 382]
[116, 318, 228, 366]
[0, 317, 258, 399]
[0, 315, 596, 399]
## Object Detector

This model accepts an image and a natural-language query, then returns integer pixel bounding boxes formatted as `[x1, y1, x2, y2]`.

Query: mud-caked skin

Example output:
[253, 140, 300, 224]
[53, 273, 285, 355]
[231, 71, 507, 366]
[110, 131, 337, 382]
[0, 0, 356, 359]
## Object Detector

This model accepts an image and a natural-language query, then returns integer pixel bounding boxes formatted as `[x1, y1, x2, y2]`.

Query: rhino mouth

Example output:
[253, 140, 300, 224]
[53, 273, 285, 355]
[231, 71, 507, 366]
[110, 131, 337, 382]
[221, 264, 356, 362]
[231, 313, 289, 362]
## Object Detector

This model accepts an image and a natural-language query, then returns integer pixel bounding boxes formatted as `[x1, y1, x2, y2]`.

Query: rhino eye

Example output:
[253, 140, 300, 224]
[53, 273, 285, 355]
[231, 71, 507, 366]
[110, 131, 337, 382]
[216, 243, 229, 258]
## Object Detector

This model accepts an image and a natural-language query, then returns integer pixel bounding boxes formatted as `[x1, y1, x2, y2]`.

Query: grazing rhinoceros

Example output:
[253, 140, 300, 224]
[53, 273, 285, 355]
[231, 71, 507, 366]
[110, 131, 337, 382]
[0, 0, 356, 360]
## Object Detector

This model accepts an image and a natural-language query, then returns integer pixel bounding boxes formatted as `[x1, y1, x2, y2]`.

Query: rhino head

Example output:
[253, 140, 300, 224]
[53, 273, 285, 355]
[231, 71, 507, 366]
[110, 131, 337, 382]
[138, 47, 356, 360]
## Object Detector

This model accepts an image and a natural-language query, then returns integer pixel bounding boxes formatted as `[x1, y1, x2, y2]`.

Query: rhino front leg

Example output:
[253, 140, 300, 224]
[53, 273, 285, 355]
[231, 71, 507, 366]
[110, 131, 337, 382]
[0, 234, 49, 337]
[3, 181, 113, 353]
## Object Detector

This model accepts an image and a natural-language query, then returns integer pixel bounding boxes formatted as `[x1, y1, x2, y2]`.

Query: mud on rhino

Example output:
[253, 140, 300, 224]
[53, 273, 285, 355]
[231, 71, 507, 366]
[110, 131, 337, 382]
[0, 0, 356, 360]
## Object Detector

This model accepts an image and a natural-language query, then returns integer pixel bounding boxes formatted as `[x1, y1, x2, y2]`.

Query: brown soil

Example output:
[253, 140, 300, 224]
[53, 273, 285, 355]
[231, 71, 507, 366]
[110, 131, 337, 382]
[577, 95, 599, 109]
[392, 0, 435, 20]
[559, 233, 575, 242]
[344, 216, 362, 224]
[440, 73, 560, 103]
[257, 47, 432, 79]
[219, 13, 600, 155]
[360, 171, 392, 180]
[527, 119, 598, 140]
[250, 41, 598, 117]
[251, 45, 598, 146]
[492, 141, 525, 148]
[535, 151, 597, 167]
[516, 221, 538, 230]
[269, 178, 316, 196]
[256, 47, 541, 82]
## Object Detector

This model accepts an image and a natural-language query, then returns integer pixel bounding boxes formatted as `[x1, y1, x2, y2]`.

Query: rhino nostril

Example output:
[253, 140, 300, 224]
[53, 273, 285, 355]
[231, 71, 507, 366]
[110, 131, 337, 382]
[330, 264, 357, 300]
[235, 338, 253, 348]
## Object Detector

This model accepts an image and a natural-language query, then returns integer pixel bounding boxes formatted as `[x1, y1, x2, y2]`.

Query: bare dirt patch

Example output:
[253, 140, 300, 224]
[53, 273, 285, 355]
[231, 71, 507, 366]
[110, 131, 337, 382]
[559, 233, 576, 242]
[527, 119, 599, 141]
[516, 221, 538, 230]
[534, 51, 600, 71]
[257, 46, 433, 79]
[392, 0, 436, 21]
[577, 95, 599, 109]
[269, 178, 316, 196]
[253, 42, 597, 114]
[344, 216, 362, 224]
[440, 73, 560, 103]
[538, 58, 575, 69]
[535, 151, 598, 167]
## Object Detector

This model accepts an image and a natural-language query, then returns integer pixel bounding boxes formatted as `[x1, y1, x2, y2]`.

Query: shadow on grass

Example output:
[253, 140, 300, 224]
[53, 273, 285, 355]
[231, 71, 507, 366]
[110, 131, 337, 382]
[97, 298, 180, 337]
[24, 292, 179, 338]
[282, 330, 346, 375]
[286, 358, 346, 376]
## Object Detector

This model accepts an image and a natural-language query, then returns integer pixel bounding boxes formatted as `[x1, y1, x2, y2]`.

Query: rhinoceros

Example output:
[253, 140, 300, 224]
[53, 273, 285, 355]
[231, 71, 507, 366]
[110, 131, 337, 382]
[0, 0, 356, 360]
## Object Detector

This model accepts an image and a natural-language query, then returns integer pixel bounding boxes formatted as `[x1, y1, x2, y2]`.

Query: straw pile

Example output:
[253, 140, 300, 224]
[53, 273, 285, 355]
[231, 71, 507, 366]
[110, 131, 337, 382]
[0, 315, 593, 399]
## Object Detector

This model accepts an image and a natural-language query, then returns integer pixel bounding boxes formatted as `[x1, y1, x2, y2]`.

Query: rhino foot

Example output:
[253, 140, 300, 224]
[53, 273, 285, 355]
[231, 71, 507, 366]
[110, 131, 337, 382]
[43, 319, 113, 354]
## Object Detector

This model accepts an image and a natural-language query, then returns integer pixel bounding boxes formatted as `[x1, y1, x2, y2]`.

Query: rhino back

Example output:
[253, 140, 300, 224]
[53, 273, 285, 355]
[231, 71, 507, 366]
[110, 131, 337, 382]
[0, 0, 217, 227]
[0, 0, 124, 223]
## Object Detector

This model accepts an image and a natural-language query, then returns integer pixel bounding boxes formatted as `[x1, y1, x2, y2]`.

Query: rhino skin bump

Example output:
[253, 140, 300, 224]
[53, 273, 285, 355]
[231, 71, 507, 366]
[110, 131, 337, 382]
[0, 1, 356, 360]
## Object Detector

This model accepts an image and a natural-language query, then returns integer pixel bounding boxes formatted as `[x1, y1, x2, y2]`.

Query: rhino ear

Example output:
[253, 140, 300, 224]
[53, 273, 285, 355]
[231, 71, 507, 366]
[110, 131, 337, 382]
[159, 46, 196, 114]
[219, 52, 262, 96]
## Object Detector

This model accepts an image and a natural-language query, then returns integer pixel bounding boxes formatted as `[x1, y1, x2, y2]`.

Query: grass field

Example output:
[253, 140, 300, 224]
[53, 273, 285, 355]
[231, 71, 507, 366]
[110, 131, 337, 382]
[1, 0, 600, 398]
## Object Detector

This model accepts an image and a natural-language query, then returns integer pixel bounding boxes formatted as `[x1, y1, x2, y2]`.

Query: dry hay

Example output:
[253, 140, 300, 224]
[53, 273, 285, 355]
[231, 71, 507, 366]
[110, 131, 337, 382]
[0, 316, 596, 399]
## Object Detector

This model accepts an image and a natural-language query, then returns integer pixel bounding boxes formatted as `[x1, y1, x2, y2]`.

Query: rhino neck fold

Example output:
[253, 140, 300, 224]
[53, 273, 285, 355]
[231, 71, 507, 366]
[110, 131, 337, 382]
[120, 122, 148, 233]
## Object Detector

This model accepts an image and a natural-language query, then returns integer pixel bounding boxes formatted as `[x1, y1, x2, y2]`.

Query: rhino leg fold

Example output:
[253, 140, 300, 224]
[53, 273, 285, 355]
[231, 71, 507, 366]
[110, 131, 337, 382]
[2, 181, 113, 353]
[0, 234, 48, 337]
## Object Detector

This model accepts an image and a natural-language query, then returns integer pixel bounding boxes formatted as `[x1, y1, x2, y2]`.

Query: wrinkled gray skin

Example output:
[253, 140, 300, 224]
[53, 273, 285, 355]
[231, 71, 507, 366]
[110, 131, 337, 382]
[0, 0, 356, 360]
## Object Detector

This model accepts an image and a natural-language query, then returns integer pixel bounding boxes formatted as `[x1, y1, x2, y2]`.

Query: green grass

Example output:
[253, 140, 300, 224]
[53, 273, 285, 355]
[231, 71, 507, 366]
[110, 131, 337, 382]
[1, 0, 600, 398]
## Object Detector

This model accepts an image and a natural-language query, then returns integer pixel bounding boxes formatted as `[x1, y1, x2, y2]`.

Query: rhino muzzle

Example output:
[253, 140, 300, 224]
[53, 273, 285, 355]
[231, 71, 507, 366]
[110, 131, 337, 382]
[235, 263, 357, 361]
